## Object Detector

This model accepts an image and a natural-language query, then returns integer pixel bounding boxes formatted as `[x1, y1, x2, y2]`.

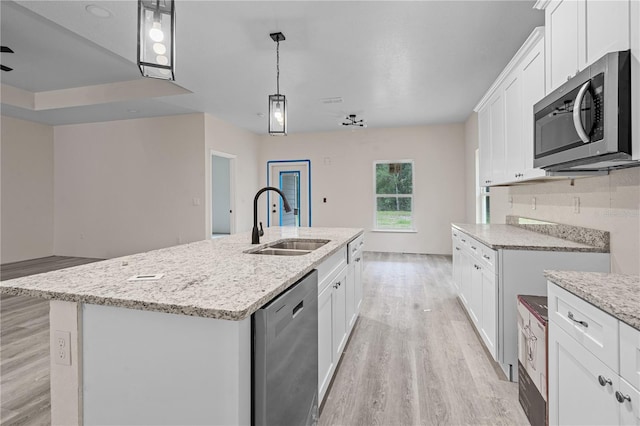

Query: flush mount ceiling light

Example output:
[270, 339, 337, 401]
[85, 4, 112, 18]
[137, 0, 175, 81]
[342, 114, 367, 128]
[268, 32, 287, 136]
[0, 46, 14, 72]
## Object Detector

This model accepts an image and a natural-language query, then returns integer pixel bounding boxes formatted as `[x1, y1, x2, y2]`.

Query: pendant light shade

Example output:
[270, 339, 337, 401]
[138, 0, 175, 81]
[268, 32, 287, 136]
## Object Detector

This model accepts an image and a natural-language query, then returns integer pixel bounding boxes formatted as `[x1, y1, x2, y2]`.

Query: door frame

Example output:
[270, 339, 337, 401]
[211, 150, 236, 235]
[266, 159, 311, 227]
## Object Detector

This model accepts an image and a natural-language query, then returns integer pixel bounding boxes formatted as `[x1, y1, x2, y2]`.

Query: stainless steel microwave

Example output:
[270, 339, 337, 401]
[533, 50, 632, 171]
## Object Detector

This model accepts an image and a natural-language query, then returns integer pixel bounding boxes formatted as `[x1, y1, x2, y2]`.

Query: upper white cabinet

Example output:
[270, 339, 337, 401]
[475, 27, 546, 187]
[536, 0, 631, 93]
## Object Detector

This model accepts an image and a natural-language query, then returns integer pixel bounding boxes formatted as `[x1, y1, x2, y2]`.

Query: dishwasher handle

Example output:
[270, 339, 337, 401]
[293, 300, 304, 317]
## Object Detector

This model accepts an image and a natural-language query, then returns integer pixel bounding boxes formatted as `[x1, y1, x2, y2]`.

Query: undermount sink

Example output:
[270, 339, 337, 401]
[249, 239, 330, 256]
[268, 239, 329, 251]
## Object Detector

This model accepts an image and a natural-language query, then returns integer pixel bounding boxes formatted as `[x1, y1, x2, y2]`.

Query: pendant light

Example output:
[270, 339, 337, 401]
[268, 32, 287, 136]
[137, 0, 175, 80]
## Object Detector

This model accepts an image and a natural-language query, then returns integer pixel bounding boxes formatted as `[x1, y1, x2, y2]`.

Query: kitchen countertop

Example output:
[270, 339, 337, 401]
[0, 227, 363, 320]
[545, 270, 640, 331]
[451, 223, 608, 253]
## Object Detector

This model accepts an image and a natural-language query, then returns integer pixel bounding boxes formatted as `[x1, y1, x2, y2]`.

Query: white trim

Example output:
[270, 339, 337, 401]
[533, 0, 552, 10]
[373, 159, 415, 231]
[474, 26, 545, 112]
[210, 150, 237, 235]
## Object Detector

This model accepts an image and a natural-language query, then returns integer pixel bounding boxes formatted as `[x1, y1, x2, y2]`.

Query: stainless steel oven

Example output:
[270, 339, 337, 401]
[533, 50, 632, 171]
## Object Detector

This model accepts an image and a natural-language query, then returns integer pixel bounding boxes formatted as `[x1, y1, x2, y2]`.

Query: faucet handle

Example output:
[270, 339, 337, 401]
[259, 222, 264, 236]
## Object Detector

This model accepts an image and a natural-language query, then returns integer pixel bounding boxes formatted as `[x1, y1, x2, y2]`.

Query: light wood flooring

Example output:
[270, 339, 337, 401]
[319, 252, 529, 426]
[1, 253, 527, 425]
[1, 256, 100, 426]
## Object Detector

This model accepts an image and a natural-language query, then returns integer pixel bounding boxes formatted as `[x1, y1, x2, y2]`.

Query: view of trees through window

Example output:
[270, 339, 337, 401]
[374, 161, 414, 229]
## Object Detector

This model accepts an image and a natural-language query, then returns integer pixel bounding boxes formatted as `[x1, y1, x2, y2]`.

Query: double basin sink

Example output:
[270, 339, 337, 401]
[250, 239, 330, 256]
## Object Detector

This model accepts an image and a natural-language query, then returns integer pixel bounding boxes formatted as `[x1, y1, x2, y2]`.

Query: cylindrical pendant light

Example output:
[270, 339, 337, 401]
[137, 0, 175, 81]
[268, 32, 287, 136]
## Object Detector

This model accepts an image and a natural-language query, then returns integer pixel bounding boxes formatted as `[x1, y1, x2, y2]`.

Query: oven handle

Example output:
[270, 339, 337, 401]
[573, 80, 591, 143]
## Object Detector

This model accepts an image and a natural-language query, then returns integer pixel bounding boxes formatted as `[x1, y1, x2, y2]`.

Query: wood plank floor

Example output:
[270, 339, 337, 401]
[319, 252, 529, 426]
[1, 256, 100, 426]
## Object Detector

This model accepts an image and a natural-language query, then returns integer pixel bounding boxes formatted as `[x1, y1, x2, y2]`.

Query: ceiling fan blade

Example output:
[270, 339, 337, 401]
[1, 64, 13, 72]
[0, 46, 14, 53]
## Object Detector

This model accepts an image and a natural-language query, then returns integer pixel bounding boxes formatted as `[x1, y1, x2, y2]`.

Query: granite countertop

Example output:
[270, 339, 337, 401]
[545, 270, 640, 331]
[0, 227, 363, 321]
[451, 223, 608, 253]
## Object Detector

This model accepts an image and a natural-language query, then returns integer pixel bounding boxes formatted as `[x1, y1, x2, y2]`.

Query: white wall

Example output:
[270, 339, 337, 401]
[259, 125, 466, 255]
[1, 115, 54, 263]
[54, 114, 206, 259]
[494, 169, 640, 275]
[464, 112, 479, 223]
[204, 114, 261, 236]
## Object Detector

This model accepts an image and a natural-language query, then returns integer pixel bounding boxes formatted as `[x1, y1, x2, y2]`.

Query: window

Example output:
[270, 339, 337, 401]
[374, 160, 414, 230]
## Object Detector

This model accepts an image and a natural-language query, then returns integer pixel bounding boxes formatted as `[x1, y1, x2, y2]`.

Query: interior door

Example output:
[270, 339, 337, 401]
[268, 161, 310, 227]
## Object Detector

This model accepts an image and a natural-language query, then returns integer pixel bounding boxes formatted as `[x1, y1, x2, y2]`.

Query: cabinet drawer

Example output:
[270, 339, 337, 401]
[317, 248, 347, 294]
[467, 238, 481, 257]
[347, 234, 364, 263]
[480, 245, 497, 272]
[621, 322, 640, 390]
[548, 282, 619, 370]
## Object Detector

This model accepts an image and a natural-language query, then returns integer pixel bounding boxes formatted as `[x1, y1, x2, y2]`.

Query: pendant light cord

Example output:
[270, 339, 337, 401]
[276, 39, 280, 95]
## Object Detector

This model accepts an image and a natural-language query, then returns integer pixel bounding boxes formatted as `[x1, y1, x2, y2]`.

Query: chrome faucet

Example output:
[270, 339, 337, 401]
[252, 187, 292, 244]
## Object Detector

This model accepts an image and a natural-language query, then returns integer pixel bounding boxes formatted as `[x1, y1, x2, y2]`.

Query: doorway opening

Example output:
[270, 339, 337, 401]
[267, 160, 311, 227]
[211, 151, 236, 238]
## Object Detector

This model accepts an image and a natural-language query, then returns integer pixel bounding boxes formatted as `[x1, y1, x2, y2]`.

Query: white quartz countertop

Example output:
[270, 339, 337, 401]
[0, 227, 363, 320]
[452, 223, 608, 252]
[545, 270, 640, 331]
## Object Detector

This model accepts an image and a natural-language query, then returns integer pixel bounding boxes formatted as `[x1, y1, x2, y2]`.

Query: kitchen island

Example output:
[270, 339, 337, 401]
[0, 227, 363, 425]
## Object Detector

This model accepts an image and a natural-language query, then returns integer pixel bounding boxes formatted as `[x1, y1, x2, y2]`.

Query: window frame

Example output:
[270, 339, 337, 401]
[372, 159, 416, 232]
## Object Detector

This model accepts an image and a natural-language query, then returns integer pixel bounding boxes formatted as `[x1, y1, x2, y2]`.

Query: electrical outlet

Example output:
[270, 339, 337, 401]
[573, 197, 580, 213]
[54, 330, 71, 366]
[531, 197, 536, 210]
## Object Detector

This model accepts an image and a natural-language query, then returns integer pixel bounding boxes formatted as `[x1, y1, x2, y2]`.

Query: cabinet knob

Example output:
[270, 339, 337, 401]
[455, 247, 461, 251]
[615, 391, 631, 403]
[355, 258, 361, 262]
[598, 375, 612, 387]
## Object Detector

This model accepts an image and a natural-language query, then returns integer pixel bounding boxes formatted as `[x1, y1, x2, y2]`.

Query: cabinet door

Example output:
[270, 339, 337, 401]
[549, 324, 620, 426]
[489, 93, 505, 184]
[521, 38, 547, 179]
[469, 262, 483, 327]
[346, 264, 356, 331]
[478, 106, 492, 186]
[480, 268, 497, 360]
[580, 0, 630, 69]
[546, 0, 580, 93]
[354, 254, 363, 313]
[332, 268, 348, 360]
[619, 377, 640, 425]
[318, 283, 334, 400]
[504, 73, 524, 181]
[459, 250, 472, 307]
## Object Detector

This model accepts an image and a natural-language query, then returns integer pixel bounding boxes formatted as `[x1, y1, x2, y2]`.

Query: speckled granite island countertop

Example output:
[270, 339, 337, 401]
[545, 270, 640, 331]
[452, 216, 609, 253]
[0, 227, 363, 320]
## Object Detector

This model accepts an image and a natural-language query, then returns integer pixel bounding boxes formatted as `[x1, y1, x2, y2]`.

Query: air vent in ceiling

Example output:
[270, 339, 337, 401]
[320, 97, 343, 104]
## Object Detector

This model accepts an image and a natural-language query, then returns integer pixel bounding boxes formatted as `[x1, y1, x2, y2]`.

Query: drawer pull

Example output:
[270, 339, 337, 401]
[598, 375, 612, 387]
[461, 239, 466, 243]
[455, 247, 461, 251]
[471, 245, 477, 250]
[483, 254, 490, 260]
[615, 391, 631, 403]
[355, 258, 361, 263]
[568, 311, 588, 328]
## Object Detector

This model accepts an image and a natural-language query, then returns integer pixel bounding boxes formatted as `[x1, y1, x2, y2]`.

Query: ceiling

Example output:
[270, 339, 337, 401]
[0, 1, 544, 134]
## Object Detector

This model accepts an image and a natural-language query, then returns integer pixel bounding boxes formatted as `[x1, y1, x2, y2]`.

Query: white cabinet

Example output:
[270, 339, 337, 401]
[475, 28, 546, 187]
[479, 265, 497, 356]
[318, 235, 363, 404]
[538, 0, 631, 93]
[548, 281, 640, 425]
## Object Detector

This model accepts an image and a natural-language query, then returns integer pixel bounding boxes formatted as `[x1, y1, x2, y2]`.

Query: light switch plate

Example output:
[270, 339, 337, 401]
[573, 197, 580, 213]
[531, 197, 536, 210]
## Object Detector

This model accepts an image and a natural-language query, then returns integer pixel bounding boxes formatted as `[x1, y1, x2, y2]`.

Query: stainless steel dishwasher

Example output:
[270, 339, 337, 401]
[253, 270, 318, 426]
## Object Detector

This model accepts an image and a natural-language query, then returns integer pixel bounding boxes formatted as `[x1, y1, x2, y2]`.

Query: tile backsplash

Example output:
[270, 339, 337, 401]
[492, 167, 640, 275]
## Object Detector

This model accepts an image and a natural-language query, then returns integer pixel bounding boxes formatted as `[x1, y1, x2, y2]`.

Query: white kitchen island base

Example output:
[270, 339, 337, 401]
[51, 301, 251, 425]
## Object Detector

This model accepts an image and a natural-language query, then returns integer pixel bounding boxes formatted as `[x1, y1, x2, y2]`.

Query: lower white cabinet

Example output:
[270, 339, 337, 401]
[318, 235, 364, 403]
[548, 282, 640, 425]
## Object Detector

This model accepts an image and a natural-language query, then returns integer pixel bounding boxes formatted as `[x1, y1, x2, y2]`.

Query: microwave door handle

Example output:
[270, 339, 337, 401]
[573, 80, 591, 143]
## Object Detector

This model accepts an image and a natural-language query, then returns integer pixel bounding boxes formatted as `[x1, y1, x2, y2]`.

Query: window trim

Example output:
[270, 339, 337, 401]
[372, 159, 416, 232]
